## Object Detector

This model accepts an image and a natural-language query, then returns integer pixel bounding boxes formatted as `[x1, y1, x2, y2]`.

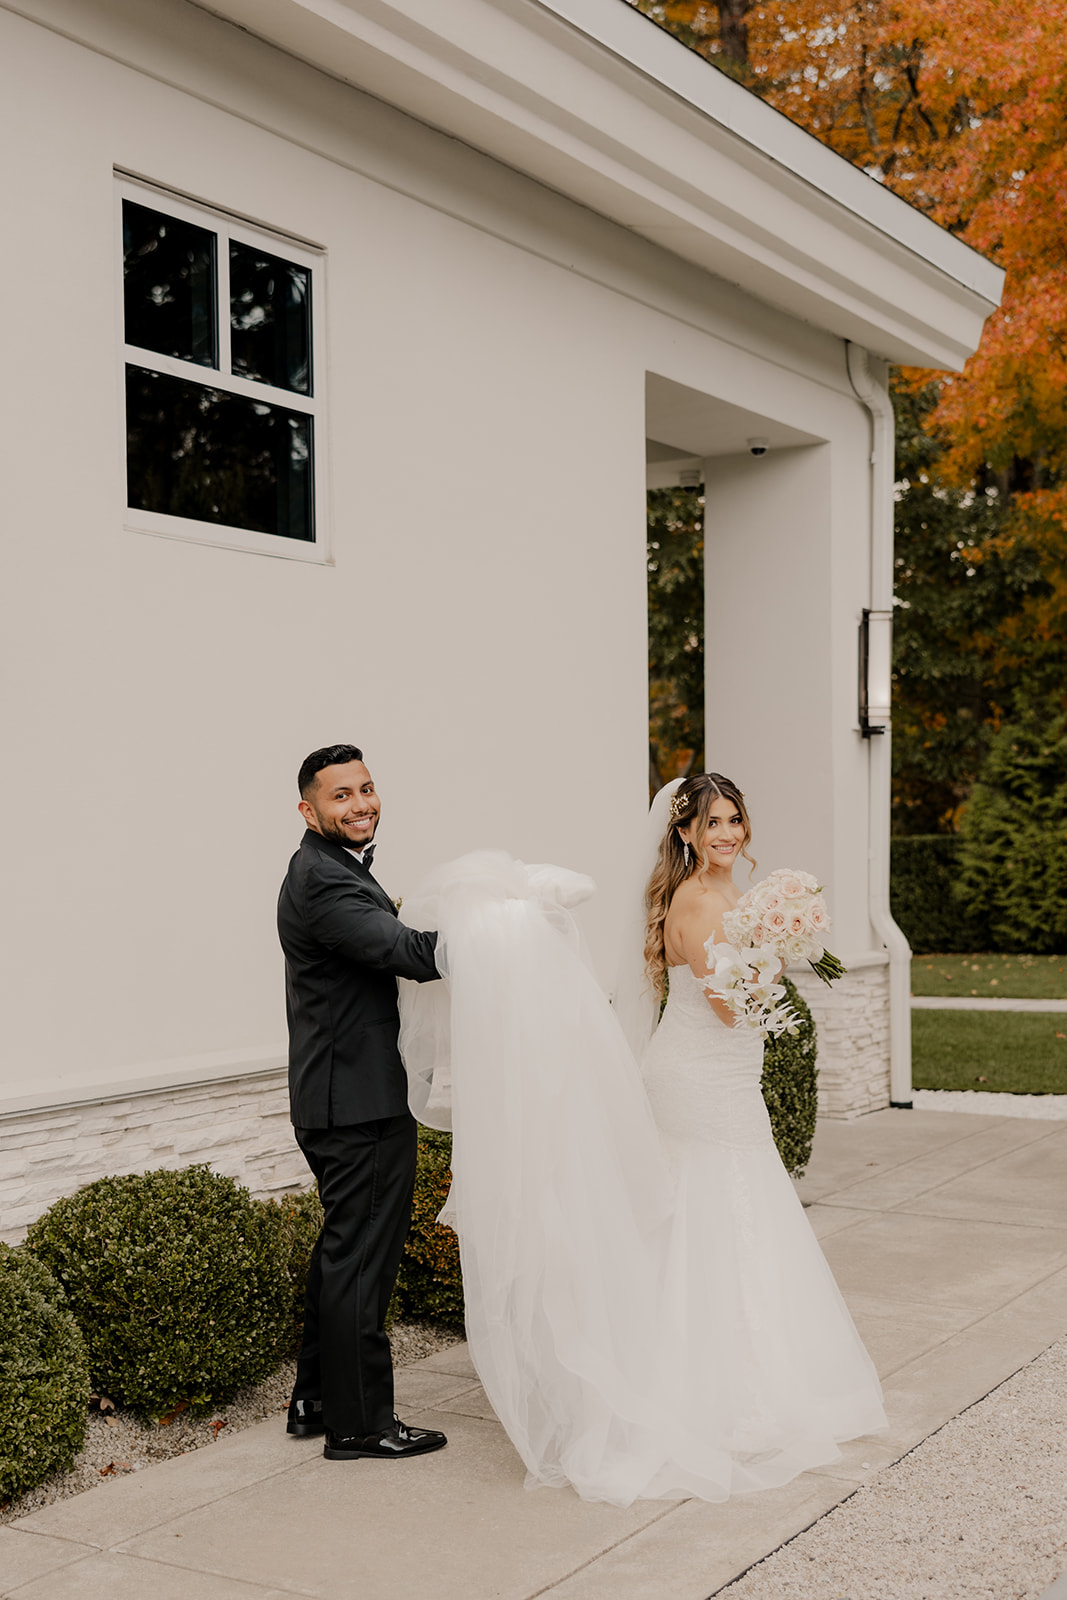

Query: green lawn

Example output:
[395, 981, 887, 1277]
[912, 953, 1067, 1000]
[912, 1010, 1067, 1095]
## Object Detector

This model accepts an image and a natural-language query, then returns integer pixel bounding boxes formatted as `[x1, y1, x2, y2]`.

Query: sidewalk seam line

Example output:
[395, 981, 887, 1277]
[521, 1502, 684, 1598]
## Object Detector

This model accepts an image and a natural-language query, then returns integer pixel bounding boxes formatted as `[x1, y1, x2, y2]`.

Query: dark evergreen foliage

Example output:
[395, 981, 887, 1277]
[647, 486, 705, 793]
[891, 382, 1045, 834]
[26, 1167, 290, 1418]
[890, 836, 987, 953]
[0, 1245, 90, 1501]
[955, 709, 1067, 952]
[258, 1187, 324, 1358]
[392, 1129, 464, 1327]
[761, 978, 818, 1178]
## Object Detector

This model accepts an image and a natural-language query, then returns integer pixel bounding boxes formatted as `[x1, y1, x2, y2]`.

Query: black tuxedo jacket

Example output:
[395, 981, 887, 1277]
[277, 830, 439, 1128]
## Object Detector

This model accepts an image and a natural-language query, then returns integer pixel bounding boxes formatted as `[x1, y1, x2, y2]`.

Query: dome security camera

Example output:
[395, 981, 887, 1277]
[747, 437, 769, 457]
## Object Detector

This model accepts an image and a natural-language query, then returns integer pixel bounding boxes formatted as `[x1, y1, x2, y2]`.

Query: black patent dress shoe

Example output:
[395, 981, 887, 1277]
[286, 1398, 324, 1437]
[323, 1416, 448, 1461]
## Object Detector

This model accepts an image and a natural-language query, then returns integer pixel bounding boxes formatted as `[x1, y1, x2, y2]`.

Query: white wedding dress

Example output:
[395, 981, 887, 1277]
[643, 963, 887, 1490]
[399, 851, 886, 1506]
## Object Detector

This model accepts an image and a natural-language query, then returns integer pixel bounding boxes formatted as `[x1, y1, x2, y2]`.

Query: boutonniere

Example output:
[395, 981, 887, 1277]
[393, 896, 403, 912]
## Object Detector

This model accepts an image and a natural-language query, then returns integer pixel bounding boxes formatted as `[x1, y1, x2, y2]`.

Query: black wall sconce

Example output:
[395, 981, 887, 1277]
[859, 608, 893, 737]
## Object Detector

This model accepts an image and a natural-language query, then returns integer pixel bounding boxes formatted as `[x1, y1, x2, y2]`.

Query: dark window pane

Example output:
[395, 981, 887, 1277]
[230, 242, 311, 394]
[126, 366, 313, 542]
[123, 202, 217, 367]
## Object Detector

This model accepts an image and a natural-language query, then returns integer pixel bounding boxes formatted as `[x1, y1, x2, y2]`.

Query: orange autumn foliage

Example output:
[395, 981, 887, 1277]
[630, 0, 1067, 659]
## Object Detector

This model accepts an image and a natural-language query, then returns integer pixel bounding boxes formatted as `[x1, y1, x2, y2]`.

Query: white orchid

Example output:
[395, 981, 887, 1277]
[700, 938, 800, 1041]
[705, 944, 750, 989]
[747, 947, 782, 986]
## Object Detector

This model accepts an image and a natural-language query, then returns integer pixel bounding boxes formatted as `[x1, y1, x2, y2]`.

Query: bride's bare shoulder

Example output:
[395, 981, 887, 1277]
[664, 877, 735, 964]
[668, 877, 732, 919]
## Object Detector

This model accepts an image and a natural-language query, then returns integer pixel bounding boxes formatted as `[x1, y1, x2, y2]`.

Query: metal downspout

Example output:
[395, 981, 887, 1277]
[846, 342, 913, 1108]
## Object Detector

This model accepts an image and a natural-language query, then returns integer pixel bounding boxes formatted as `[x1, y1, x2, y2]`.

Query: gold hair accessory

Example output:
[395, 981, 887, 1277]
[668, 791, 688, 823]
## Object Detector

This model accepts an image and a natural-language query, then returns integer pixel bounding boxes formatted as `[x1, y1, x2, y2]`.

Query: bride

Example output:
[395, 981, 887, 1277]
[398, 775, 886, 1506]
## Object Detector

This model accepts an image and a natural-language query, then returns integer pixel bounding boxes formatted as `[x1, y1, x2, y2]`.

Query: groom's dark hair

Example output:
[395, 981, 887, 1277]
[298, 744, 364, 797]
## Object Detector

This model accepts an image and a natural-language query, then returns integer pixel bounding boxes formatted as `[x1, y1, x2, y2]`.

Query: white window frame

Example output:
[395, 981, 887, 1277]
[116, 175, 330, 563]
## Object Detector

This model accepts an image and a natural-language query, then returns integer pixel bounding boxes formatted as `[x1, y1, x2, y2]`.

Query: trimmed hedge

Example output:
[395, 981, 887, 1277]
[762, 977, 818, 1179]
[392, 1128, 463, 1327]
[26, 1166, 290, 1418]
[259, 1187, 324, 1359]
[890, 835, 986, 954]
[0, 1244, 90, 1501]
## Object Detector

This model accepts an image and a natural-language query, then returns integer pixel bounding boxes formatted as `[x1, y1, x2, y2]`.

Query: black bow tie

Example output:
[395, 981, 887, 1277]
[359, 843, 375, 867]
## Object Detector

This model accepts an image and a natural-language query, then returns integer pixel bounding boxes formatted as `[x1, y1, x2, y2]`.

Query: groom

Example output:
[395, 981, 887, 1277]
[278, 744, 446, 1461]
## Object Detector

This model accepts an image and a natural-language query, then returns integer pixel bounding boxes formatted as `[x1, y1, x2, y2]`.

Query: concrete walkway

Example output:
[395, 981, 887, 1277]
[4, 1106, 1067, 1600]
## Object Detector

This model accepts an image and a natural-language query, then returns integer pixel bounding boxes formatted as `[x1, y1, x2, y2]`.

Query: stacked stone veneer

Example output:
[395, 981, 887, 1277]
[788, 957, 891, 1119]
[0, 1070, 309, 1244]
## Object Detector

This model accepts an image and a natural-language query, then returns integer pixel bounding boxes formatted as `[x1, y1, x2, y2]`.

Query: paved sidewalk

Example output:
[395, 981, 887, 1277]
[3, 1107, 1067, 1600]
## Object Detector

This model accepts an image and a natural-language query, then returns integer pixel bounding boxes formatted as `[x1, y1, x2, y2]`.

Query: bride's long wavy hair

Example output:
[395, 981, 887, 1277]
[643, 772, 755, 999]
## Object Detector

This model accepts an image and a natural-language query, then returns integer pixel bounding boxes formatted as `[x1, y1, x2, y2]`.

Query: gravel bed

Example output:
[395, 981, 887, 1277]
[0, 1320, 462, 1525]
[914, 1089, 1067, 1120]
[718, 1335, 1067, 1600]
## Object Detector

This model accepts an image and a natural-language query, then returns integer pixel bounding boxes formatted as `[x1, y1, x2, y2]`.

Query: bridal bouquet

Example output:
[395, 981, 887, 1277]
[721, 869, 846, 987]
[702, 944, 800, 1040]
[701, 870, 847, 1039]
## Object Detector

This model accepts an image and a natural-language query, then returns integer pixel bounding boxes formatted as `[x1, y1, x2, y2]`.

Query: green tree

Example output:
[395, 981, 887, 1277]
[648, 487, 705, 794]
[955, 707, 1067, 951]
[891, 380, 1045, 833]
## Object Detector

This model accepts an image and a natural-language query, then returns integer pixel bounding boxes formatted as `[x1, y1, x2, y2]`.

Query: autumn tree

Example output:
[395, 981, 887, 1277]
[630, 2, 754, 76]
[631, 0, 1067, 820]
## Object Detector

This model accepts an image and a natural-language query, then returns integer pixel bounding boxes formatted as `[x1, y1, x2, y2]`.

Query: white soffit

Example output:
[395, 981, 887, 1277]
[646, 374, 824, 459]
[191, 0, 1004, 370]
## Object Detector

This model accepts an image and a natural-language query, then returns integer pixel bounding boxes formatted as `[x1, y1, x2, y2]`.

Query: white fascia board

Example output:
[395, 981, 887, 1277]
[192, 0, 1004, 369]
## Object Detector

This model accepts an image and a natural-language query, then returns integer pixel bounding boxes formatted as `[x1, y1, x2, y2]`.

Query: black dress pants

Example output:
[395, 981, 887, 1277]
[292, 1113, 418, 1436]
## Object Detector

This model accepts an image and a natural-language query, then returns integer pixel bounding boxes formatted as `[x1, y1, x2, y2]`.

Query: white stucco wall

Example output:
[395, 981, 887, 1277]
[702, 440, 874, 958]
[2, 0, 885, 1144]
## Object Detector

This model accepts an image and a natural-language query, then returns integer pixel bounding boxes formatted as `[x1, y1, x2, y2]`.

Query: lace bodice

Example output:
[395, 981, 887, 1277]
[641, 965, 772, 1147]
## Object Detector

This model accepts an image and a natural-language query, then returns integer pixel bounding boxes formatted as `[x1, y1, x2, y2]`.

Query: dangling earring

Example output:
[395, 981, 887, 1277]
[683, 842, 690, 868]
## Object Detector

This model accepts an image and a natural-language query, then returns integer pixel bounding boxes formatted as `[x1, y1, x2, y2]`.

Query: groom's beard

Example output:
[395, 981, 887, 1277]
[308, 811, 379, 850]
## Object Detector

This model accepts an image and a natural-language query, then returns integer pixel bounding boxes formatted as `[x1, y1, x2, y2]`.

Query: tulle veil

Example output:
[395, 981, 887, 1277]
[397, 841, 736, 1504]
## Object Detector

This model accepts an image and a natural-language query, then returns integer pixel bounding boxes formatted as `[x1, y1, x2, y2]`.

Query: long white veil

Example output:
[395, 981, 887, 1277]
[397, 848, 737, 1505]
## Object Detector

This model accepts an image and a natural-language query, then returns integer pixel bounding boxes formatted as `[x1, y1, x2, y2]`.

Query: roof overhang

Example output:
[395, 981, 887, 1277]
[192, 0, 1003, 370]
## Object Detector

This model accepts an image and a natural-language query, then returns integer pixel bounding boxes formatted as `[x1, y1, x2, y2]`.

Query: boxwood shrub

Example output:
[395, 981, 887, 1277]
[392, 1128, 464, 1327]
[0, 1244, 90, 1501]
[258, 1186, 323, 1358]
[762, 977, 818, 1179]
[26, 1166, 290, 1418]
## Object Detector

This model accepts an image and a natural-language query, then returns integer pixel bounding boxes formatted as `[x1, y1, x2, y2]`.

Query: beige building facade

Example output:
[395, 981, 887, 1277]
[0, 0, 1002, 1236]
